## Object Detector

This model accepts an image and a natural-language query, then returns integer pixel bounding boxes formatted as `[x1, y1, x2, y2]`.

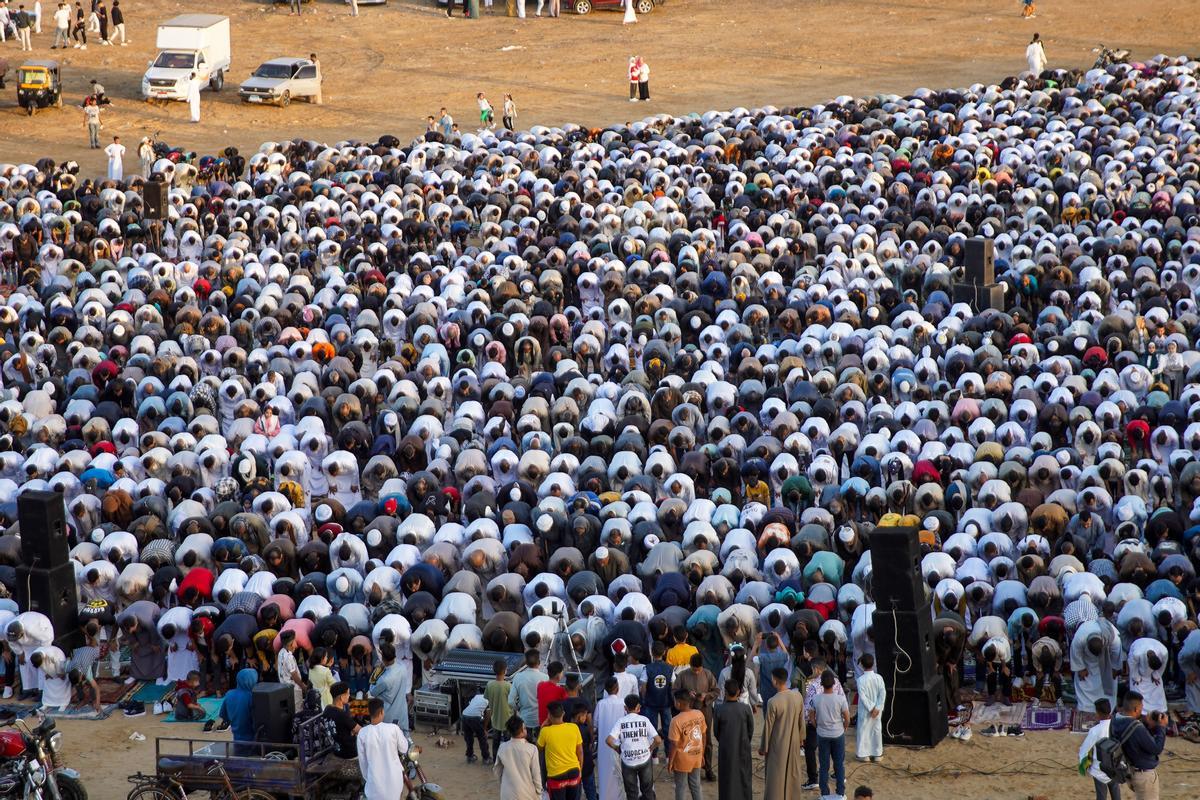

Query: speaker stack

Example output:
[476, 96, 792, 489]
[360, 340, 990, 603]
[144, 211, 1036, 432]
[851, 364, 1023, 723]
[142, 180, 168, 221]
[951, 238, 1004, 311]
[15, 490, 82, 651]
[870, 526, 948, 747]
[252, 682, 296, 744]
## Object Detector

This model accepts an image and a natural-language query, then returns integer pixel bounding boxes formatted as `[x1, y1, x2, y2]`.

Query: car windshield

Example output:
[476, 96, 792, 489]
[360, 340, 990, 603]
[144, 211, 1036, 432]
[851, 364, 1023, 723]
[253, 63, 295, 80]
[153, 52, 195, 70]
[18, 69, 49, 86]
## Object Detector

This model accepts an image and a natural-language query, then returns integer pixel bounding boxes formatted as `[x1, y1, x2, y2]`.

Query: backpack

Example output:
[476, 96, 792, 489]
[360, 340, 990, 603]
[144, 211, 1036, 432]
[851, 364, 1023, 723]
[1096, 718, 1142, 784]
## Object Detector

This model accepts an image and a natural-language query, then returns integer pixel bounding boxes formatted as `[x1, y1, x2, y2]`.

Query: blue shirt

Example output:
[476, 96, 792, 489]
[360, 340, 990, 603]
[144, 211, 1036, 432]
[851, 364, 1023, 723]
[1111, 715, 1166, 771]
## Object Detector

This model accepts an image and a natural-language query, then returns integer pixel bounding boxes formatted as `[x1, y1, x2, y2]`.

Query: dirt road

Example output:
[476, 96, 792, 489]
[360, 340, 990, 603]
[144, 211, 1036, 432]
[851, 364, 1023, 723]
[0, 0, 1195, 176]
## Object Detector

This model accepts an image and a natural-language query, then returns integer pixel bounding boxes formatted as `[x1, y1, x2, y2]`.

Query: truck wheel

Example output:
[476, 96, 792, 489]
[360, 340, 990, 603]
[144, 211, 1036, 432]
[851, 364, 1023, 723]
[635, 0, 652, 12]
[573, 0, 591, 13]
[280, 91, 291, 108]
[210, 71, 224, 92]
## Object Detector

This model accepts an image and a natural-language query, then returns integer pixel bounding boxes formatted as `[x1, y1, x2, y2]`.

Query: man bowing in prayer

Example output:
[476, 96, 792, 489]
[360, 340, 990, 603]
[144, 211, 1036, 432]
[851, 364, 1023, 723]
[1070, 618, 1121, 713]
[760, 666, 805, 800]
[855, 653, 885, 762]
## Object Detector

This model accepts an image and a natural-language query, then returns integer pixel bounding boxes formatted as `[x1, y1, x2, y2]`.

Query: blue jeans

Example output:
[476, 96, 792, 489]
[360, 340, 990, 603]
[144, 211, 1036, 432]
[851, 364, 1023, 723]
[581, 771, 597, 800]
[817, 734, 845, 797]
[644, 705, 673, 756]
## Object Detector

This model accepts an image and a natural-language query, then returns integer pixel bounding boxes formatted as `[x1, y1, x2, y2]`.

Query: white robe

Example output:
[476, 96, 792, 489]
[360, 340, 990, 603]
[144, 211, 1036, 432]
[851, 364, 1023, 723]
[356, 722, 409, 800]
[595, 694, 625, 800]
[1127, 637, 1168, 714]
[1070, 619, 1120, 713]
[1181, 629, 1200, 714]
[187, 79, 201, 123]
[1026, 42, 1047, 75]
[622, 0, 636, 23]
[105, 143, 125, 181]
[856, 669, 886, 758]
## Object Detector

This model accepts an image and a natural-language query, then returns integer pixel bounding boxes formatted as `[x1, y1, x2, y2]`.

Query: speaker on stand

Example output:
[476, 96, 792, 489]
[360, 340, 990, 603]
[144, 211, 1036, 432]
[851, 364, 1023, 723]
[15, 491, 81, 651]
[870, 525, 948, 748]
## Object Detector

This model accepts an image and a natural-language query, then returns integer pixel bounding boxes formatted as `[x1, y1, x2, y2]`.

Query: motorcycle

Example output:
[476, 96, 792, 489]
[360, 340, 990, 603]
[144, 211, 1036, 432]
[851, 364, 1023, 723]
[1092, 45, 1131, 69]
[401, 747, 442, 800]
[0, 714, 86, 800]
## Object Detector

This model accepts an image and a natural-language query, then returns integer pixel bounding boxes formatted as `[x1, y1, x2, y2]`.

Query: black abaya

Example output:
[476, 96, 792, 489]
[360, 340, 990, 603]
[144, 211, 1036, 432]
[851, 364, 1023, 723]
[713, 700, 754, 800]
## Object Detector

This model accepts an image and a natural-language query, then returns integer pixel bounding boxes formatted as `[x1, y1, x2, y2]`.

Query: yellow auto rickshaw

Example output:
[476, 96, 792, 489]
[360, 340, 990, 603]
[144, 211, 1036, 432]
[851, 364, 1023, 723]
[17, 60, 62, 116]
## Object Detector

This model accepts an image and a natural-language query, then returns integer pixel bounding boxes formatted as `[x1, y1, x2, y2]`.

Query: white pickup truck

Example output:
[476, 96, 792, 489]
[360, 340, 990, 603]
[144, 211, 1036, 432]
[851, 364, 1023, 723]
[142, 14, 231, 102]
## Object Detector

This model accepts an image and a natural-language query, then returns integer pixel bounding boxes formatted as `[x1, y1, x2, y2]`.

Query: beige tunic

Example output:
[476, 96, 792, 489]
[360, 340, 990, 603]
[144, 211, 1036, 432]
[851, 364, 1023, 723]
[761, 688, 806, 800]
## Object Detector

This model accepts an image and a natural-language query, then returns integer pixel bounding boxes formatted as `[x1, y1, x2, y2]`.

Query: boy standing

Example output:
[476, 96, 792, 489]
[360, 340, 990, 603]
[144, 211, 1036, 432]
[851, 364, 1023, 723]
[643, 642, 674, 760]
[668, 689, 707, 800]
[539, 702, 584, 800]
[495, 717, 541, 800]
[1078, 697, 1119, 800]
[606, 695, 661, 800]
[485, 659, 513, 760]
[810, 671, 850, 800]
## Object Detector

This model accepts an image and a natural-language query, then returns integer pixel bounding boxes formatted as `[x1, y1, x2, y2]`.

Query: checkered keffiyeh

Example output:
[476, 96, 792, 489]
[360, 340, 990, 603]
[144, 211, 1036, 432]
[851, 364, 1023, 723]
[224, 591, 265, 615]
[140, 538, 176, 566]
[216, 477, 240, 502]
[1064, 597, 1099, 637]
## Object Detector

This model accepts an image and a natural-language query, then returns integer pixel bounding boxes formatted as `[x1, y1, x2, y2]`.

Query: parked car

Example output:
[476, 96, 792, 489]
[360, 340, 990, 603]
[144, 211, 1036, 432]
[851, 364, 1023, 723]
[571, 0, 658, 15]
[238, 57, 322, 106]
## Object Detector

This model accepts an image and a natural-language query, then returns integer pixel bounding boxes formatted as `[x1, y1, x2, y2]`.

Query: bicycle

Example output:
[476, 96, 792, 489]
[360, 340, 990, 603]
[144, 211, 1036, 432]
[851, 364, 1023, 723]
[126, 759, 275, 800]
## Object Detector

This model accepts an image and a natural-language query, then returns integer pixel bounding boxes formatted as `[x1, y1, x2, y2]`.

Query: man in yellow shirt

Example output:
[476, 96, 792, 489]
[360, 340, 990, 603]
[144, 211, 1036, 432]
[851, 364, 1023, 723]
[537, 701, 583, 799]
[666, 626, 699, 671]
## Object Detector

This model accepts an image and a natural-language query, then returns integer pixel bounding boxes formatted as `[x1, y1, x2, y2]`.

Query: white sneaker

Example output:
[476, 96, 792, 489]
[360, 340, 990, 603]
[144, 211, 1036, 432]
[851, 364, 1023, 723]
[152, 702, 164, 715]
[156, 677, 168, 686]
[958, 726, 973, 741]
[124, 676, 136, 685]
[73, 43, 80, 48]
[79, 44, 86, 49]
[1, 687, 11, 699]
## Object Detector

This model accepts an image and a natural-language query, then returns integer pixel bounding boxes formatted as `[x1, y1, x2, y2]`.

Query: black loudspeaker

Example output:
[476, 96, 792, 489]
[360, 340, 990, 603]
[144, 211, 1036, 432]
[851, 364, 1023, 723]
[951, 282, 1005, 311]
[143, 180, 168, 221]
[252, 682, 295, 743]
[870, 527, 925, 612]
[872, 603, 937, 689]
[18, 490, 69, 568]
[881, 677, 949, 747]
[964, 237, 995, 284]
[16, 563, 82, 651]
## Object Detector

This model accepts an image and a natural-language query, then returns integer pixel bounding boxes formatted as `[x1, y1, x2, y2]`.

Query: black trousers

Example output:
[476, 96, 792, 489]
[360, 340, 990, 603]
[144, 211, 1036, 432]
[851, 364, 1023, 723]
[638, 80, 649, 100]
[621, 762, 655, 800]
[462, 716, 490, 759]
[804, 723, 818, 783]
[986, 668, 1013, 700]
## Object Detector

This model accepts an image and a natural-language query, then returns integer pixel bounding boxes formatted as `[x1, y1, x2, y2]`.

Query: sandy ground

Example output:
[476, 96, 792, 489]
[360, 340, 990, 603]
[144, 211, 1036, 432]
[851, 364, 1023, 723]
[0, 0, 1196, 175]
[48, 707, 1200, 800]
[6, 0, 1200, 796]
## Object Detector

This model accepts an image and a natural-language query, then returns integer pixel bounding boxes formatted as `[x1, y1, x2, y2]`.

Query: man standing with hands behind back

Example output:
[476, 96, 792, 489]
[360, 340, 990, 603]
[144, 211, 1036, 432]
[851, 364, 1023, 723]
[1111, 690, 1167, 800]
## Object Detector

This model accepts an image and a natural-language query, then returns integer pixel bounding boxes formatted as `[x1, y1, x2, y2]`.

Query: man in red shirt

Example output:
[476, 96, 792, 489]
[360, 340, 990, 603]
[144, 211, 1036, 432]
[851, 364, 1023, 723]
[536, 661, 569, 726]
